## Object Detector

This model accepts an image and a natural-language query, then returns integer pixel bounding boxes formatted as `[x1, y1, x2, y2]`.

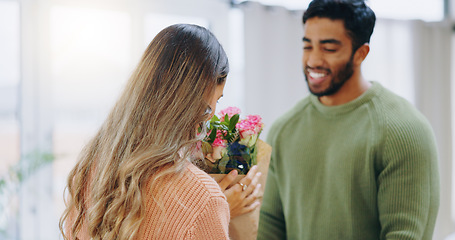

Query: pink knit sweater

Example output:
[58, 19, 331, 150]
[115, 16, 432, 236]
[136, 163, 230, 239]
[67, 163, 230, 239]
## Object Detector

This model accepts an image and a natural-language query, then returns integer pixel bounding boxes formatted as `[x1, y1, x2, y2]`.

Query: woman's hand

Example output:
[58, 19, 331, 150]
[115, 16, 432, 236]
[217, 165, 262, 218]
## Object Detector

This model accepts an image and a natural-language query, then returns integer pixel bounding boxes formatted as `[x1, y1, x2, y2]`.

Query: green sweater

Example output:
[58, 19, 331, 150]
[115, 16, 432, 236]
[257, 82, 439, 240]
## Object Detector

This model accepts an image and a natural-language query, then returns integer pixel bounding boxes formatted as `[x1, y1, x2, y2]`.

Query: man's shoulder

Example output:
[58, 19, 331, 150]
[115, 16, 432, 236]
[370, 84, 434, 139]
[374, 86, 429, 125]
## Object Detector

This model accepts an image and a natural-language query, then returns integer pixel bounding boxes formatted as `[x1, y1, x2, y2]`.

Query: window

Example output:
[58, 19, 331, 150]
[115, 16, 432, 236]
[50, 6, 133, 217]
[370, 0, 444, 22]
[0, 1, 20, 238]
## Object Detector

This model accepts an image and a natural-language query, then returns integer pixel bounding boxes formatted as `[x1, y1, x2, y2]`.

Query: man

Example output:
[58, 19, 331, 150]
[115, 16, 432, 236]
[257, 0, 440, 239]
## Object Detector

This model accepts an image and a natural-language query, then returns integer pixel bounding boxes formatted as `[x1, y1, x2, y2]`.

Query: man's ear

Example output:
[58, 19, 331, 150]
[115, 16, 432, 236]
[354, 43, 370, 66]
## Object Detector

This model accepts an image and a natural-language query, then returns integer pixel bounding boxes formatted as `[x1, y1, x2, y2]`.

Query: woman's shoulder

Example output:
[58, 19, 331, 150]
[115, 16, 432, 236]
[143, 163, 225, 202]
[138, 164, 229, 239]
[184, 164, 226, 199]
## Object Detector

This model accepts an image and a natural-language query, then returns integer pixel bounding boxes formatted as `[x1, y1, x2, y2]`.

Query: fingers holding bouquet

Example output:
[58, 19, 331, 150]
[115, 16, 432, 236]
[220, 165, 262, 218]
[238, 165, 260, 196]
[236, 165, 263, 216]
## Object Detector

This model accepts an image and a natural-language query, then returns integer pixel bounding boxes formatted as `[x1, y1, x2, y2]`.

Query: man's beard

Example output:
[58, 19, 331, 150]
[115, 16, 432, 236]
[305, 55, 354, 97]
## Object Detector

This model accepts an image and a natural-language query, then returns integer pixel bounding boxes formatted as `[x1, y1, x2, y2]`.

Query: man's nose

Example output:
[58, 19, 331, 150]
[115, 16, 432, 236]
[305, 50, 324, 67]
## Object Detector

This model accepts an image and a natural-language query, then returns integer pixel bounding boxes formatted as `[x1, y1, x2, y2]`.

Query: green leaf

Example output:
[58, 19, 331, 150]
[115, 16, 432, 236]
[208, 129, 217, 143]
[16, 171, 23, 182]
[220, 124, 229, 132]
[218, 155, 229, 174]
[201, 141, 213, 155]
[0, 179, 6, 194]
[229, 114, 240, 131]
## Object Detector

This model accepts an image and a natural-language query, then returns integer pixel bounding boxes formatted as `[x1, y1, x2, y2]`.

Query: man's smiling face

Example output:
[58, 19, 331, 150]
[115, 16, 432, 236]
[302, 17, 355, 97]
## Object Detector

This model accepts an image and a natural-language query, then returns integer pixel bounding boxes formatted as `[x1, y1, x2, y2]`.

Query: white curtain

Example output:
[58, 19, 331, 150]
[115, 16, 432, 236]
[239, 2, 307, 138]
[410, 20, 453, 240]
[239, 2, 454, 239]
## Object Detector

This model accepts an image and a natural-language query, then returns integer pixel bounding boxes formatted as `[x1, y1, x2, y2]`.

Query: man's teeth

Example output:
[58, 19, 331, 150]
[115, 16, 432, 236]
[309, 72, 326, 79]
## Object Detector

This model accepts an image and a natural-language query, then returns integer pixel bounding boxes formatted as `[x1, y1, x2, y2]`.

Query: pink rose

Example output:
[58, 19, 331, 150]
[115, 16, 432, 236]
[218, 107, 241, 121]
[206, 131, 227, 162]
[211, 130, 227, 147]
[236, 116, 263, 134]
[236, 115, 264, 147]
[246, 115, 262, 125]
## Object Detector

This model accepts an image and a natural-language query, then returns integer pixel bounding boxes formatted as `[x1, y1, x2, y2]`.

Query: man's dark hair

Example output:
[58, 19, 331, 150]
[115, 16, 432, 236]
[302, 0, 376, 51]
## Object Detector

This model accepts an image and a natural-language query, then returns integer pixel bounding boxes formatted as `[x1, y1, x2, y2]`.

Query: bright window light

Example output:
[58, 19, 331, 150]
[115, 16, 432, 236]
[234, 0, 444, 22]
[0, 1, 20, 86]
[50, 6, 132, 122]
[369, 0, 444, 22]
[144, 14, 209, 48]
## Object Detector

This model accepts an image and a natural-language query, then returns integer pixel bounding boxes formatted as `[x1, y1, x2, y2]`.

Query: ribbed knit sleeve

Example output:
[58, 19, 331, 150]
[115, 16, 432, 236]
[377, 101, 439, 240]
[136, 164, 230, 240]
[187, 195, 230, 239]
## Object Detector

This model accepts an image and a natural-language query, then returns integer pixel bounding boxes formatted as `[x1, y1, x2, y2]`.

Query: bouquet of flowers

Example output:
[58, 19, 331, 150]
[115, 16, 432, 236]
[201, 107, 264, 175]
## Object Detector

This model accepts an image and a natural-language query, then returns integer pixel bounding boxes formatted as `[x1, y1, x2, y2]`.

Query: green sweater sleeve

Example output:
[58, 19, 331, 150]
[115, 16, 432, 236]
[257, 122, 286, 240]
[377, 115, 439, 240]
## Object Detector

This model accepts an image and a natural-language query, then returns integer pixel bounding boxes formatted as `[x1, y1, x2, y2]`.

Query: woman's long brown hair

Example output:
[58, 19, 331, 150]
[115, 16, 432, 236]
[59, 24, 229, 240]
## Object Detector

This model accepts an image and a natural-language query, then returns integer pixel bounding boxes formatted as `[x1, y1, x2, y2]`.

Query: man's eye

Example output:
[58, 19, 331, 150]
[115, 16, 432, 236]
[324, 49, 336, 52]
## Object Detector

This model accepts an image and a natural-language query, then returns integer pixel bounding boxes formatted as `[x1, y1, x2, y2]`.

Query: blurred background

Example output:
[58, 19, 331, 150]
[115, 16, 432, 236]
[0, 0, 453, 239]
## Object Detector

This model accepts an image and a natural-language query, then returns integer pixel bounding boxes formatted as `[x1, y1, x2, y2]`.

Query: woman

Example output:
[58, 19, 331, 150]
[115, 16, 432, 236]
[60, 24, 259, 240]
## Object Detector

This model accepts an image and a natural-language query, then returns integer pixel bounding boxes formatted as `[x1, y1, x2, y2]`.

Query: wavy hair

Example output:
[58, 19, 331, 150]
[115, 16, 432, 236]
[59, 24, 229, 240]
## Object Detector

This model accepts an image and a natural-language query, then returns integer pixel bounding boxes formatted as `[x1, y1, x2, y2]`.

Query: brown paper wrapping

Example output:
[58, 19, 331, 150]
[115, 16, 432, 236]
[210, 139, 272, 240]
